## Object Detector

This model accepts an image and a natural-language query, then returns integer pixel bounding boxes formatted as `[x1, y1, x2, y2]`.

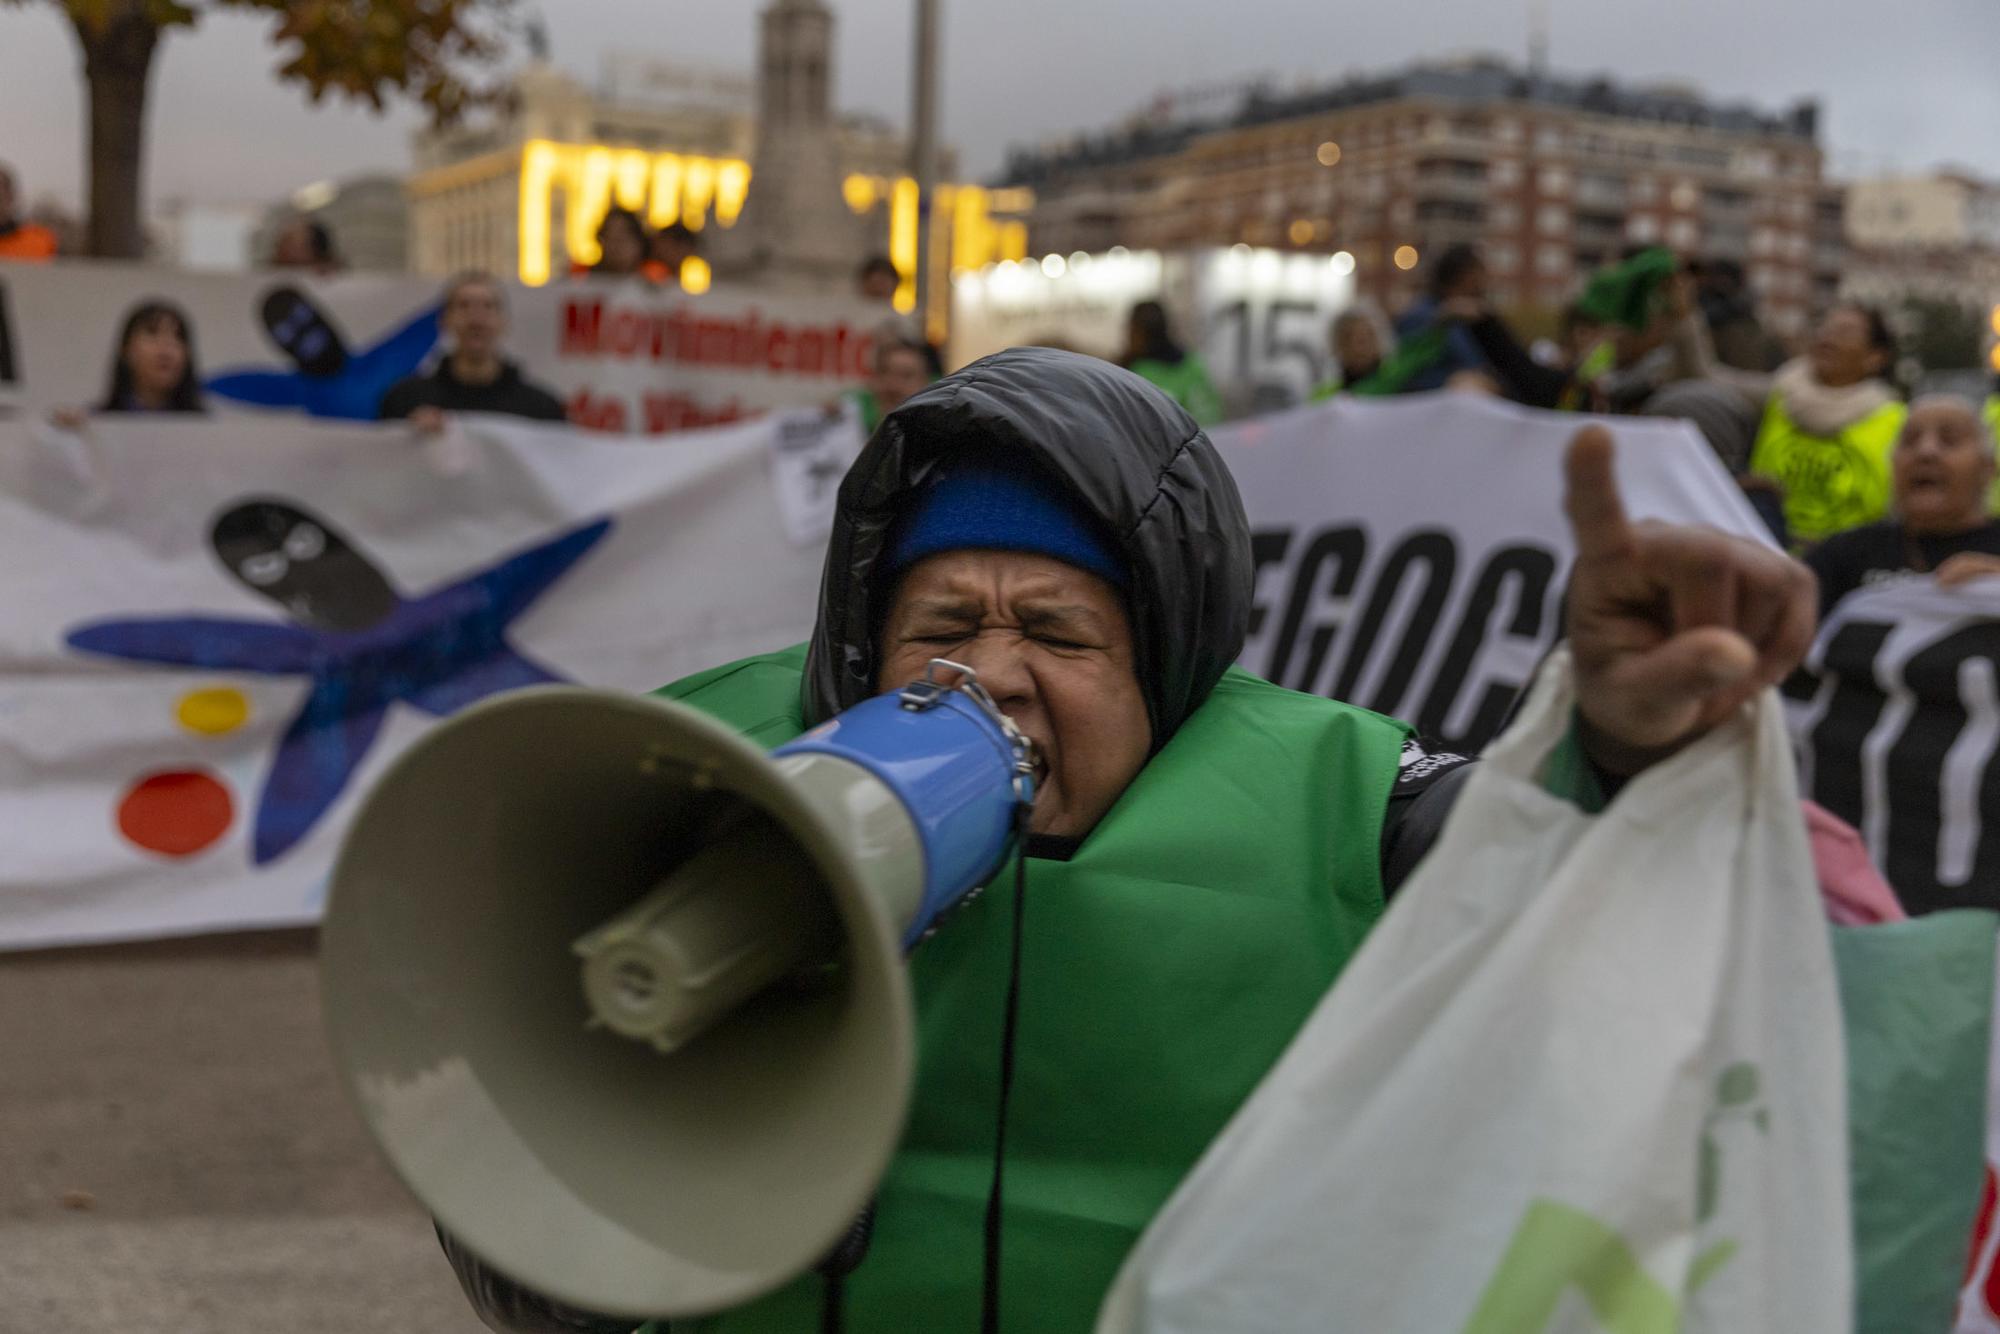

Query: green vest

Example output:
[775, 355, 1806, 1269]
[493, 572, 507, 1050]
[1127, 355, 1224, 427]
[1749, 396, 1907, 544]
[842, 388, 884, 437]
[1984, 395, 2000, 516]
[646, 645, 1409, 1332]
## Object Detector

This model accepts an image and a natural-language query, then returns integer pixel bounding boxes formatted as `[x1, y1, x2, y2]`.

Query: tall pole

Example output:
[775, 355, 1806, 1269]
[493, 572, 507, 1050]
[910, 0, 940, 336]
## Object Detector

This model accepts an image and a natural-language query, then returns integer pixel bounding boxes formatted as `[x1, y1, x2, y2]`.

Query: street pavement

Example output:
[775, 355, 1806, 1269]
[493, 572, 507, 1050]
[0, 929, 488, 1333]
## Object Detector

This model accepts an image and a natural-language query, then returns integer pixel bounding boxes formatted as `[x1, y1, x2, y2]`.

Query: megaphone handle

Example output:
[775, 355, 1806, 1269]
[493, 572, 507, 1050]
[815, 1202, 876, 1280]
[434, 1222, 637, 1334]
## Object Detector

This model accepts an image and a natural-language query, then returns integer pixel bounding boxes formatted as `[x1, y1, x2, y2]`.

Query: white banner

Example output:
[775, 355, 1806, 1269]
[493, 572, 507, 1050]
[0, 409, 857, 949]
[0, 262, 882, 433]
[0, 392, 1763, 950]
[1213, 393, 1773, 754]
[1785, 576, 2000, 916]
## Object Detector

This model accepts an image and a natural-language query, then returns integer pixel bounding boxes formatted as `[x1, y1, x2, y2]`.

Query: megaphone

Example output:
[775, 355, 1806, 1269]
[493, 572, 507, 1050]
[320, 660, 1035, 1319]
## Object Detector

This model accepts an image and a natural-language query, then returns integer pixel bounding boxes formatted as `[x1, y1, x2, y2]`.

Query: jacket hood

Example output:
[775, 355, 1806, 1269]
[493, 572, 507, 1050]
[801, 346, 1251, 748]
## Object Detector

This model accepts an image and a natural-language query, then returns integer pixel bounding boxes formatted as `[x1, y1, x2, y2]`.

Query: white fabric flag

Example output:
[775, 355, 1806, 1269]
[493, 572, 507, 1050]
[0, 411, 846, 949]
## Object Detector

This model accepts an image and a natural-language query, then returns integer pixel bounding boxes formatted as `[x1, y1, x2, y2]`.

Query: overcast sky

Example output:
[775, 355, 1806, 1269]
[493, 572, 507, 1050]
[2, 0, 1997, 216]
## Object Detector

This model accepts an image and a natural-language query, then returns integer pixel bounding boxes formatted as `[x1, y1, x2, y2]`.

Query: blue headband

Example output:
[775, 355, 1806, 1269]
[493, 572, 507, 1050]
[884, 462, 1127, 590]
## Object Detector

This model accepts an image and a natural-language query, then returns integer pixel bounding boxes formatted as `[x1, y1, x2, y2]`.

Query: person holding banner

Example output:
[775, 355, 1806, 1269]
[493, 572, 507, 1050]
[82, 301, 207, 416]
[376, 272, 567, 428]
[438, 347, 1824, 1333]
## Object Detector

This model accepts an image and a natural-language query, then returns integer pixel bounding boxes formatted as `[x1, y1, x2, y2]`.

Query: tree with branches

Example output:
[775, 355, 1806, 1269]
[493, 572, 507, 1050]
[4, 0, 523, 257]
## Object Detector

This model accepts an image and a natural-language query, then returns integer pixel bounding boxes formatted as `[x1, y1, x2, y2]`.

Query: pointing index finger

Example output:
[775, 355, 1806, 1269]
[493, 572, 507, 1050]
[1563, 425, 1635, 565]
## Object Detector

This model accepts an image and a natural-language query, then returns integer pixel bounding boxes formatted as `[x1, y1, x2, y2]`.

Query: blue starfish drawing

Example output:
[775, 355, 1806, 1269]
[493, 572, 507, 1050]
[206, 286, 442, 421]
[67, 513, 613, 864]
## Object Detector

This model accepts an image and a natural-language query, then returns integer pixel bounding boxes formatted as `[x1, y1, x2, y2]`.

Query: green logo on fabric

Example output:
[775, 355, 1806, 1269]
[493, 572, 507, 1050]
[1462, 1064, 1763, 1333]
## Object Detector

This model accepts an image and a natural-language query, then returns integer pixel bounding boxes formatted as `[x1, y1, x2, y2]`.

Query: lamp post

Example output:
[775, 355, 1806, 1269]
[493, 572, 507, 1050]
[910, 0, 940, 335]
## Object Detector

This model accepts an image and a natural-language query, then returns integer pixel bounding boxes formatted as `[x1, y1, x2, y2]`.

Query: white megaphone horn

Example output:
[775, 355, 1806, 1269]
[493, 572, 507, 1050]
[319, 659, 1035, 1319]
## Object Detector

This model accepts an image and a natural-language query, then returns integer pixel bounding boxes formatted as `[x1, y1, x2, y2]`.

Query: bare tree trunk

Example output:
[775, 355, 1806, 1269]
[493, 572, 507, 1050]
[70, 4, 162, 259]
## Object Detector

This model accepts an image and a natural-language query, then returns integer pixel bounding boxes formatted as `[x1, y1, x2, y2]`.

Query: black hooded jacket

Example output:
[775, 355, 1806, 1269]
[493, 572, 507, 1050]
[435, 347, 1472, 1334]
[802, 346, 1249, 748]
[802, 346, 1471, 873]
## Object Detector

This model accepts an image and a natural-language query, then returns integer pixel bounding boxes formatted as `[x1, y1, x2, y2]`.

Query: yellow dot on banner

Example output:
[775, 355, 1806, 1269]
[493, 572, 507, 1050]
[176, 688, 250, 736]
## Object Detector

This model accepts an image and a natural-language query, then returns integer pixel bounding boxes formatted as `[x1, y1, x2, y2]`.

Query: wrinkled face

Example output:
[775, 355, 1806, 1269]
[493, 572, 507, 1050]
[877, 550, 1152, 840]
[598, 217, 647, 274]
[1809, 306, 1887, 388]
[1895, 399, 1995, 534]
[444, 281, 506, 358]
[1332, 316, 1381, 373]
[124, 314, 189, 399]
[871, 347, 930, 417]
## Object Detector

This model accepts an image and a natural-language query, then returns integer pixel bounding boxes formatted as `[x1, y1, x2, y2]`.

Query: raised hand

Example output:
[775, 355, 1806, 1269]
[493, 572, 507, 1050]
[1562, 425, 1817, 776]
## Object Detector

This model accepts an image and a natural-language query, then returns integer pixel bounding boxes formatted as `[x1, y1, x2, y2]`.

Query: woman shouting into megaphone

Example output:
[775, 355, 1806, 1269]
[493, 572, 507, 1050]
[440, 348, 1813, 1334]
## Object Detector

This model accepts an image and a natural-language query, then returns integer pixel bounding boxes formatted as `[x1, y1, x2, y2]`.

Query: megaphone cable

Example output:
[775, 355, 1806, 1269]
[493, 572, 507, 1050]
[980, 803, 1033, 1334]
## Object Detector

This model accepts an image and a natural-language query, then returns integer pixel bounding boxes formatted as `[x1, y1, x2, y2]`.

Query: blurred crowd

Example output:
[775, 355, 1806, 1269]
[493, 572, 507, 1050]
[1119, 238, 2000, 579]
[9, 148, 2000, 614]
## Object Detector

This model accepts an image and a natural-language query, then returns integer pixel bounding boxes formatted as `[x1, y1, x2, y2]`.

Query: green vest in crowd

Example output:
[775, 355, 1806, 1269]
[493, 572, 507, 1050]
[1749, 396, 1907, 544]
[1986, 395, 2000, 515]
[643, 645, 1409, 1332]
[842, 387, 885, 438]
[1126, 355, 1225, 427]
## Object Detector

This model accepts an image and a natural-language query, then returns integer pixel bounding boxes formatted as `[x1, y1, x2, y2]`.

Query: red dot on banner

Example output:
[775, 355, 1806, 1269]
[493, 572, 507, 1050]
[116, 770, 234, 857]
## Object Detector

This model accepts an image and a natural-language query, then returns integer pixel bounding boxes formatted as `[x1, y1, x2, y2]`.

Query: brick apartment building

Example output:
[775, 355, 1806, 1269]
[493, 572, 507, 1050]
[997, 58, 1839, 334]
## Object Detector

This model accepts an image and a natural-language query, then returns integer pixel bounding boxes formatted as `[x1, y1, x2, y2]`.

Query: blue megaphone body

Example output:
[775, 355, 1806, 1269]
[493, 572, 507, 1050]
[773, 660, 1036, 949]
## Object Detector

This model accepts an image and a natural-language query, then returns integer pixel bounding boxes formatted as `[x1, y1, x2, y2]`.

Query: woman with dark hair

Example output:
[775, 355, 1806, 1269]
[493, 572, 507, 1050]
[1678, 300, 1905, 545]
[99, 301, 205, 413]
[1120, 299, 1222, 425]
[592, 207, 651, 279]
